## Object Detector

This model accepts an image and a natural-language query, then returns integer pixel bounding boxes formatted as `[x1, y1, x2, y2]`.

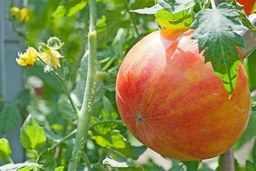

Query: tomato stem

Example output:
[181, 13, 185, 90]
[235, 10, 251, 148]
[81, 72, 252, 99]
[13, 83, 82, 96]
[211, 0, 217, 9]
[68, 0, 98, 170]
[219, 148, 235, 171]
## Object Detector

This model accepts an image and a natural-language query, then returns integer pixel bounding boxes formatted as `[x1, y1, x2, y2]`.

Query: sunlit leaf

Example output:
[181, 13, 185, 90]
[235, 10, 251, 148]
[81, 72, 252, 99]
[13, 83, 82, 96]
[20, 115, 46, 151]
[54, 166, 65, 171]
[52, 0, 87, 19]
[130, 4, 162, 14]
[0, 138, 12, 163]
[91, 129, 146, 160]
[155, 9, 193, 28]
[158, 0, 196, 13]
[0, 163, 42, 171]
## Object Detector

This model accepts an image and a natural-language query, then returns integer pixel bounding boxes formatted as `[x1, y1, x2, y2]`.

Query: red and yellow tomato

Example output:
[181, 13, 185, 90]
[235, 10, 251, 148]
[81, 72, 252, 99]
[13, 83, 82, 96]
[116, 28, 251, 160]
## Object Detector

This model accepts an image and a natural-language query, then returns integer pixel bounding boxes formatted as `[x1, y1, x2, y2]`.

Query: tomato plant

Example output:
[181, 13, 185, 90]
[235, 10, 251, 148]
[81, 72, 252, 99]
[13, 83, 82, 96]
[0, 0, 256, 170]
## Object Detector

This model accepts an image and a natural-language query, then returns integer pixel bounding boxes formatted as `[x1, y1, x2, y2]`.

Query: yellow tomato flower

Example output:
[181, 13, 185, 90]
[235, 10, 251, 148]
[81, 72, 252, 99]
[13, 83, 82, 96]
[10, 7, 20, 20]
[10, 7, 29, 23]
[19, 8, 29, 23]
[16, 47, 39, 67]
[40, 49, 63, 68]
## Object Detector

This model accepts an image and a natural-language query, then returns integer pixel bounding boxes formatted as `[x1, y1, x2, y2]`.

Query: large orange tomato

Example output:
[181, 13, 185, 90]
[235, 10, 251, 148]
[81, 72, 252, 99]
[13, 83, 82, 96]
[116, 28, 251, 160]
[237, 0, 255, 15]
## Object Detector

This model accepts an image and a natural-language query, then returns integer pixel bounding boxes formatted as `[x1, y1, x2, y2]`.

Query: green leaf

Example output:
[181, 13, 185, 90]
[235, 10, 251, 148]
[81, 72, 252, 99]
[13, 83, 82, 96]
[0, 138, 12, 163]
[97, 10, 122, 46]
[20, 115, 46, 151]
[245, 161, 255, 171]
[252, 139, 256, 164]
[37, 149, 57, 171]
[91, 129, 146, 160]
[182, 161, 200, 171]
[169, 160, 185, 171]
[235, 114, 256, 149]
[0, 163, 42, 171]
[54, 166, 65, 171]
[58, 97, 76, 121]
[191, 3, 246, 94]
[158, 0, 196, 13]
[16, 88, 31, 109]
[91, 129, 126, 149]
[155, 9, 193, 28]
[103, 96, 114, 116]
[52, 0, 87, 19]
[130, 4, 162, 14]
[0, 105, 20, 134]
[247, 50, 256, 91]
[102, 157, 143, 170]
[239, 13, 256, 30]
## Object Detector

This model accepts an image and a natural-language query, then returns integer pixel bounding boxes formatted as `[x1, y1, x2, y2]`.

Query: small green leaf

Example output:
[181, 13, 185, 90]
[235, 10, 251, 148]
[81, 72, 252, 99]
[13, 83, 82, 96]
[0, 138, 12, 163]
[191, 3, 247, 94]
[103, 96, 114, 116]
[97, 10, 123, 46]
[239, 13, 256, 30]
[155, 9, 193, 28]
[37, 149, 57, 171]
[169, 160, 185, 171]
[52, 0, 87, 19]
[158, 0, 196, 13]
[0, 105, 20, 134]
[54, 166, 65, 171]
[130, 4, 162, 14]
[0, 163, 42, 171]
[58, 97, 76, 121]
[20, 115, 46, 151]
[91, 130, 126, 149]
[91, 128, 146, 160]
[245, 161, 255, 171]
[182, 161, 200, 171]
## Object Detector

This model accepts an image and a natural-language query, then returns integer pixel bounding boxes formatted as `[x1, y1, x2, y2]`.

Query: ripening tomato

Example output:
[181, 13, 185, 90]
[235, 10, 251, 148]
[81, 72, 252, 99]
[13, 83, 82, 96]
[116, 28, 251, 160]
[237, 0, 255, 15]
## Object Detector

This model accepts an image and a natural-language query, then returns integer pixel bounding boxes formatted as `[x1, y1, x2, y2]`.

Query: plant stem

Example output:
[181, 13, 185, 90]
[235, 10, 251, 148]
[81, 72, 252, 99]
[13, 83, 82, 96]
[219, 148, 235, 171]
[49, 129, 77, 151]
[38, 57, 78, 114]
[211, 0, 217, 9]
[123, 0, 139, 37]
[68, 0, 98, 170]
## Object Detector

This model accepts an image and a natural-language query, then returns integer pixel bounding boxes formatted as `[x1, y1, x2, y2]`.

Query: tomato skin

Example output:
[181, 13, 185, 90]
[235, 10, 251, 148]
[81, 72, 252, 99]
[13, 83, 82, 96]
[116, 29, 251, 160]
[236, 0, 255, 15]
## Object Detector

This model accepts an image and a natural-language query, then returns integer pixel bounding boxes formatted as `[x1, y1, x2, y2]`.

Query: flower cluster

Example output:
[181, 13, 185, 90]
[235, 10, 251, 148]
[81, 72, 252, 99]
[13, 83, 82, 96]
[10, 7, 29, 23]
[16, 37, 64, 68]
